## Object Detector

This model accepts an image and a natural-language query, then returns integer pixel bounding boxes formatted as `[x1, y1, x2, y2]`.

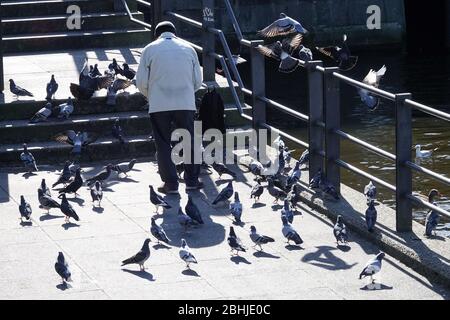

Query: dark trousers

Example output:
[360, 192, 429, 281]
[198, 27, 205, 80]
[150, 110, 200, 188]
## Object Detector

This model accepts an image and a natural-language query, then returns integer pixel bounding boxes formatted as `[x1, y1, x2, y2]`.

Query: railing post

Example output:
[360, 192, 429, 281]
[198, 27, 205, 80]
[323, 67, 341, 192]
[151, 0, 162, 33]
[395, 93, 413, 232]
[201, 0, 216, 82]
[0, 11, 4, 93]
[305, 61, 324, 180]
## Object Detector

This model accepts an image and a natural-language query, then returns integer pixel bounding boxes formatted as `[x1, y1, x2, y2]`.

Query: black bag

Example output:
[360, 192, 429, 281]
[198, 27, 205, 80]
[198, 87, 226, 134]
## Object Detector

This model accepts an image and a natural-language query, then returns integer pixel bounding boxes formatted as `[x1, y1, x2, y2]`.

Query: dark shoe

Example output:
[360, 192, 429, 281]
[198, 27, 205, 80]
[157, 183, 179, 195]
[185, 181, 204, 191]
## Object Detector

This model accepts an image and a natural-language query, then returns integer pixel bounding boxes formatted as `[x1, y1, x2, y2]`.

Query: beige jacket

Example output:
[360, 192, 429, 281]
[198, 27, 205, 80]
[136, 32, 203, 113]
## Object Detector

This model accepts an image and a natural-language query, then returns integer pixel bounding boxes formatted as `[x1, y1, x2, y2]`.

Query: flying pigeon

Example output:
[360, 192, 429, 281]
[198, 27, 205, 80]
[257, 34, 303, 73]
[85, 164, 113, 186]
[212, 162, 237, 179]
[316, 34, 358, 71]
[30, 101, 53, 123]
[358, 65, 387, 110]
[249, 225, 275, 251]
[179, 239, 198, 269]
[70, 58, 113, 100]
[53, 161, 72, 188]
[185, 196, 204, 225]
[122, 63, 136, 80]
[364, 181, 377, 205]
[229, 192, 243, 224]
[121, 238, 151, 271]
[309, 168, 323, 189]
[298, 149, 310, 168]
[112, 159, 137, 177]
[55, 252, 72, 284]
[425, 207, 440, 238]
[46, 75, 59, 100]
[228, 226, 246, 255]
[287, 184, 301, 208]
[281, 199, 294, 223]
[112, 119, 125, 144]
[150, 217, 170, 244]
[54, 130, 98, 155]
[58, 168, 83, 197]
[250, 178, 264, 203]
[59, 193, 80, 223]
[19, 195, 32, 222]
[39, 178, 52, 198]
[149, 185, 171, 213]
[415, 145, 438, 159]
[90, 181, 103, 207]
[298, 45, 313, 61]
[365, 200, 377, 233]
[359, 252, 385, 284]
[258, 13, 308, 38]
[57, 98, 74, 120]
[20, 143, 38, 173]
[178, 207, 196, 231]
[333, 215, 349, 245]
[38, 189, 60, 214]
[286, 161, 301, 188]
[9, 79, 34, 98]
[267, 178, 287, 203]
[212, 181, 234, 205]
[281, 215, 303, 245]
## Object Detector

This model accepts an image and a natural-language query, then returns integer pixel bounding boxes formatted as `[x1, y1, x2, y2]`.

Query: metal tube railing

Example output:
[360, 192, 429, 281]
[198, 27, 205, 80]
[406, 161, 450, 186]
[260, 123, 309, 149]
[121, 0, 152, 29]
[0, 10, 4, 93]
[405, 99, 450, 122]
[258, 96, 309, 122]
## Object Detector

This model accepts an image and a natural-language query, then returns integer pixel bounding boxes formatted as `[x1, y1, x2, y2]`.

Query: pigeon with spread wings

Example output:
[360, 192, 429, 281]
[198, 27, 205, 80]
[54, 130, 98, 155]
[258, 13, 308, 38]
[316, 34, 358, 71]
[257, 34, 303, 73]
[358, 65, 387, 110]
[70, 58, 113, 100]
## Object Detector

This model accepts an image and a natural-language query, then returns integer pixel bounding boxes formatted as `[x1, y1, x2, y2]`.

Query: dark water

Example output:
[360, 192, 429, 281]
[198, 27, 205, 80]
[239, 50, 450, 230]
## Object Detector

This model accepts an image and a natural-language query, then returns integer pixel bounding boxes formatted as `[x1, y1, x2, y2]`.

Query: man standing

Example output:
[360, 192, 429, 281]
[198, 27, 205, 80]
[136, 21, 203, 194]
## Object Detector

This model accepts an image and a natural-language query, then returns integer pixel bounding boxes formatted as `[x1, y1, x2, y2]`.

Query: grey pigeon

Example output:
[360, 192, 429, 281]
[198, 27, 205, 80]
[112, 159, 137, 177]
[179, 239, 197, 269]
[30, 101, 53, 123]
[276, 149, 286, 175]
[298, 149, 309, 168]
[149, 185, 171, 213]
[249, 225, 275, 251]
[257, 34, 303, 73]
[365, 200, 377, 233]
[281, 199, 294, 223]
[70, 58, 113, 100]
[85, 164, 113, 186]
[39, 178, 52, 197]
[286, 161, 301, 188]
[250, 178, 264, 203]
[364, 181, 377, 205]
[20, 143, 38, 173]
[38, 189, 60, 214]
[46, 74, 58, 100]
[112, 78, 133, 93]
[185, 196, 204, 225]
[228, 226, 246, 255]
[287, 184, 301, 208]
[212, 163, 237, 179]
[283, 147, 295, 166]
[122, 63, 136, 80]
[9, 79, 33, 98]
[59, 193, 79, 223]
[58, 168, 83, 197]
[150, 217, 170, 244]
[121, 239, 151, 271]
[267, 178, 287, 203]
[112, 119, 125, 144]
[316, 34, 358, 71]
[333, 215, 349, 245]
[229, 192, 243, 224]
[90, 181, 103, 207]
[309, 168, 322, 189]
[178, 207, 195, 231]
[321, 179, 340, 201]
[298, 45, 313, 61]
[53, 161, 72, 188]
[425, 208, 440, 238]
[19, 195, 32, 222]
[258, 13, 308, 38]
[55, 252, 72, 284]
[249, 159, 264, 177]
[358, 65, 387, 111]
[212, 181, 234, 205]
[359, 252, 385, 284]
[57, 98, 74, 120]
[54, 130, 98, 155]
[281, 216, 303, 245]
[90, 64, 102, 77]
[109, 58, 123, 76]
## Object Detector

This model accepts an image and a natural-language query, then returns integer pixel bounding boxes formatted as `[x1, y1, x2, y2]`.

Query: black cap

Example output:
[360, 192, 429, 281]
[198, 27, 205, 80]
[154, 21, 176, 38]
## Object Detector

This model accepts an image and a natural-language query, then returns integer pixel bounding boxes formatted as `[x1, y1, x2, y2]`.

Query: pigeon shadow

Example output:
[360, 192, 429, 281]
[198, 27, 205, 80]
[56, 282, 71, 291]
[337, 244, 352, 252]
[215, 178, 234, 186]
[230, 256, 251, 265]
[251, 203, 266, 209]
[62, 222, 80, 230]
[360, 284, 393, 291]
[92, 206, 105, 214]
[20, 221, 33, 227]
[122, 269, 155, 282]
[39, 214, 63, 221]
[301, 246, 357, 271]
[22, 172, 37, 179]
[152, 243, 171, 250]
[271, 204, 283, 211]
[67, 197, 85, 207]
[253, 251, 280, 259]
[232, 221, 245, 227]
[182, 269, 200, 277]
[285, 244, 303, 251]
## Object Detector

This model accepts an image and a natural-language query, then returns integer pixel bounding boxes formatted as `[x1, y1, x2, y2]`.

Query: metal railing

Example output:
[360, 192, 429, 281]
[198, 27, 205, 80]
[0, 7, 4, 93]
[120, 0, 152, 29]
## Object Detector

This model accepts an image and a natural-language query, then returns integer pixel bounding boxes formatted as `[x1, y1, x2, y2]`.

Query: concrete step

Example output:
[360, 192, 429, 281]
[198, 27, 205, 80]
[2, 28, 152, 54]
[2, 12, 145, 35]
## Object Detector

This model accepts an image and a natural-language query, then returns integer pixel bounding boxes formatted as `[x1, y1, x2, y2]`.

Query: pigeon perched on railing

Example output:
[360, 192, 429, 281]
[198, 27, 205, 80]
[57, 98, 74, 120]
[112, 119, 125, 144]
[39, 178, 52, 197]
[20, 143, 38, 173]
[90, 181, 103, 207]
[298, 45, 313, 62]
[122, 63, 136, 80]
[150, 217, 170, 244]
[212, 181, 234, 205]
[58, 168, 83, 197]
[364, 181, 377, 205]
[212, 162, 237, 179]
[185, 196, 204, 225]
[9, 79, 34, 99]
[55, 252, 72, 284]
[121, 239, 151, 271]
[359, 252, 385, 284]
[257, 34, 303, 73]
[281, 199, 294, 223]
[316, 34, 358, 71]
[59, 193, 79, 223]
[46, 75, 58, 100]
[281, 215, 303, 245]
[19, 195, 32, 222]
[54, 130, 99, 155]
[228, 226, 246, 255]
[149, 185, 171, 213]
[267, 177, 287, 203]
[38, 189, 60, 214]
[30, 101, 53, 123]
[250, 178, 264, 203]
[333, 215, 349, 245]
[365, 200, 377, 233]
[358, 65, 387, 110]
[70, 58, 113, 100]
[229, 192, 243, 224]
[179, 239, 197, 269]
[258, 13, 308, 38]
[112, 159, 137, 177]
[249, 225, 275, 251]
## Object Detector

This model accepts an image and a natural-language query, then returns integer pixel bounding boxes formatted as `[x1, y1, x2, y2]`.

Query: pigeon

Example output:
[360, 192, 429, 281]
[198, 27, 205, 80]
[112, 119, 125, 144]
[228, 226, 246, 255]
[109, 58, 123, 76]
[178, 207, 196, 231]
[365, 200, 377, 232]
[57, 98, 74, 120]
[333, 215, 349, 245]
[229, 192, 243, 224]
[39, 178, 52, 197]
[90, 181, 103, 207]
[58, 168, 83, 197]
[359, 252, 385, 284]
[364, 181, 377, 205]
[257, 34, 303, 73]
[121, 239, 151, 271]
[267, 178, 287, 203]
[274, 136, 286, 150]
[38, 189, 60, 214]
[258, 13, 308, 38]
[150, 217, 170, 244]
[20, 143, 38, 173]
[185, 196, 204, 225]
[59, 193, 80, 223]
[122, 63, 136, 80]
[53, 161, 72, 188]
[286, 161, 301, 188]
[212, 181, 234, 205]
[321, 179, 340, 201]
[282, 147, 295, 166]
[309, 168, 323, 189]
[212, 162, 237, 179]
[112, 159, 137, 177]
[55, 252, 72, 284]
[287, 184, 301, 208]
[9, 79, 33, 98]
[249, 159, 264, 177]
[54, 130, 98, 155]
[249, 225, 275, 251]
[281, 215, 303, 245]
[358, 65, 387, 110]
[298, 45, 313, 61]
[70, 58, 113, 100]
[85, 164, 113, 186]
[276, 149, 286, 176]
[30, 101, 53, 123]
[19, 195, 32, 222]
[179, 239, 198, 269]
[415, 145, 438, 159]
[112, 78, 133, 93]
[106, 85, 117, 106]
[149, 185, 171, 213]
[68, 162, 81, 176]
[281, 199, 294, 223]
[316, 34, 358, 71]
[424, 193, 441, 238]
[46, 75, 59, 100]
[90, 64, 102, 77]
[250, 179, 264, 203]
[298, 149, 309, 168]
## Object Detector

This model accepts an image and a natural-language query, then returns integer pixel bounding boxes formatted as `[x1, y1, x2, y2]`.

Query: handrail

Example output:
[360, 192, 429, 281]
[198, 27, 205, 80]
[121, 0, 152, 29]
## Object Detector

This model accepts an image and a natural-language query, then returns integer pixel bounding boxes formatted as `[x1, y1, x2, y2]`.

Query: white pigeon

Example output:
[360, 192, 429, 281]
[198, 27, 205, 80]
[359, 252, 385, 284]
[364, 181, 377, 204]
[179, 239, 198, 269]
[358, 65, 387, 110]
[415, 145, 438, 159]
